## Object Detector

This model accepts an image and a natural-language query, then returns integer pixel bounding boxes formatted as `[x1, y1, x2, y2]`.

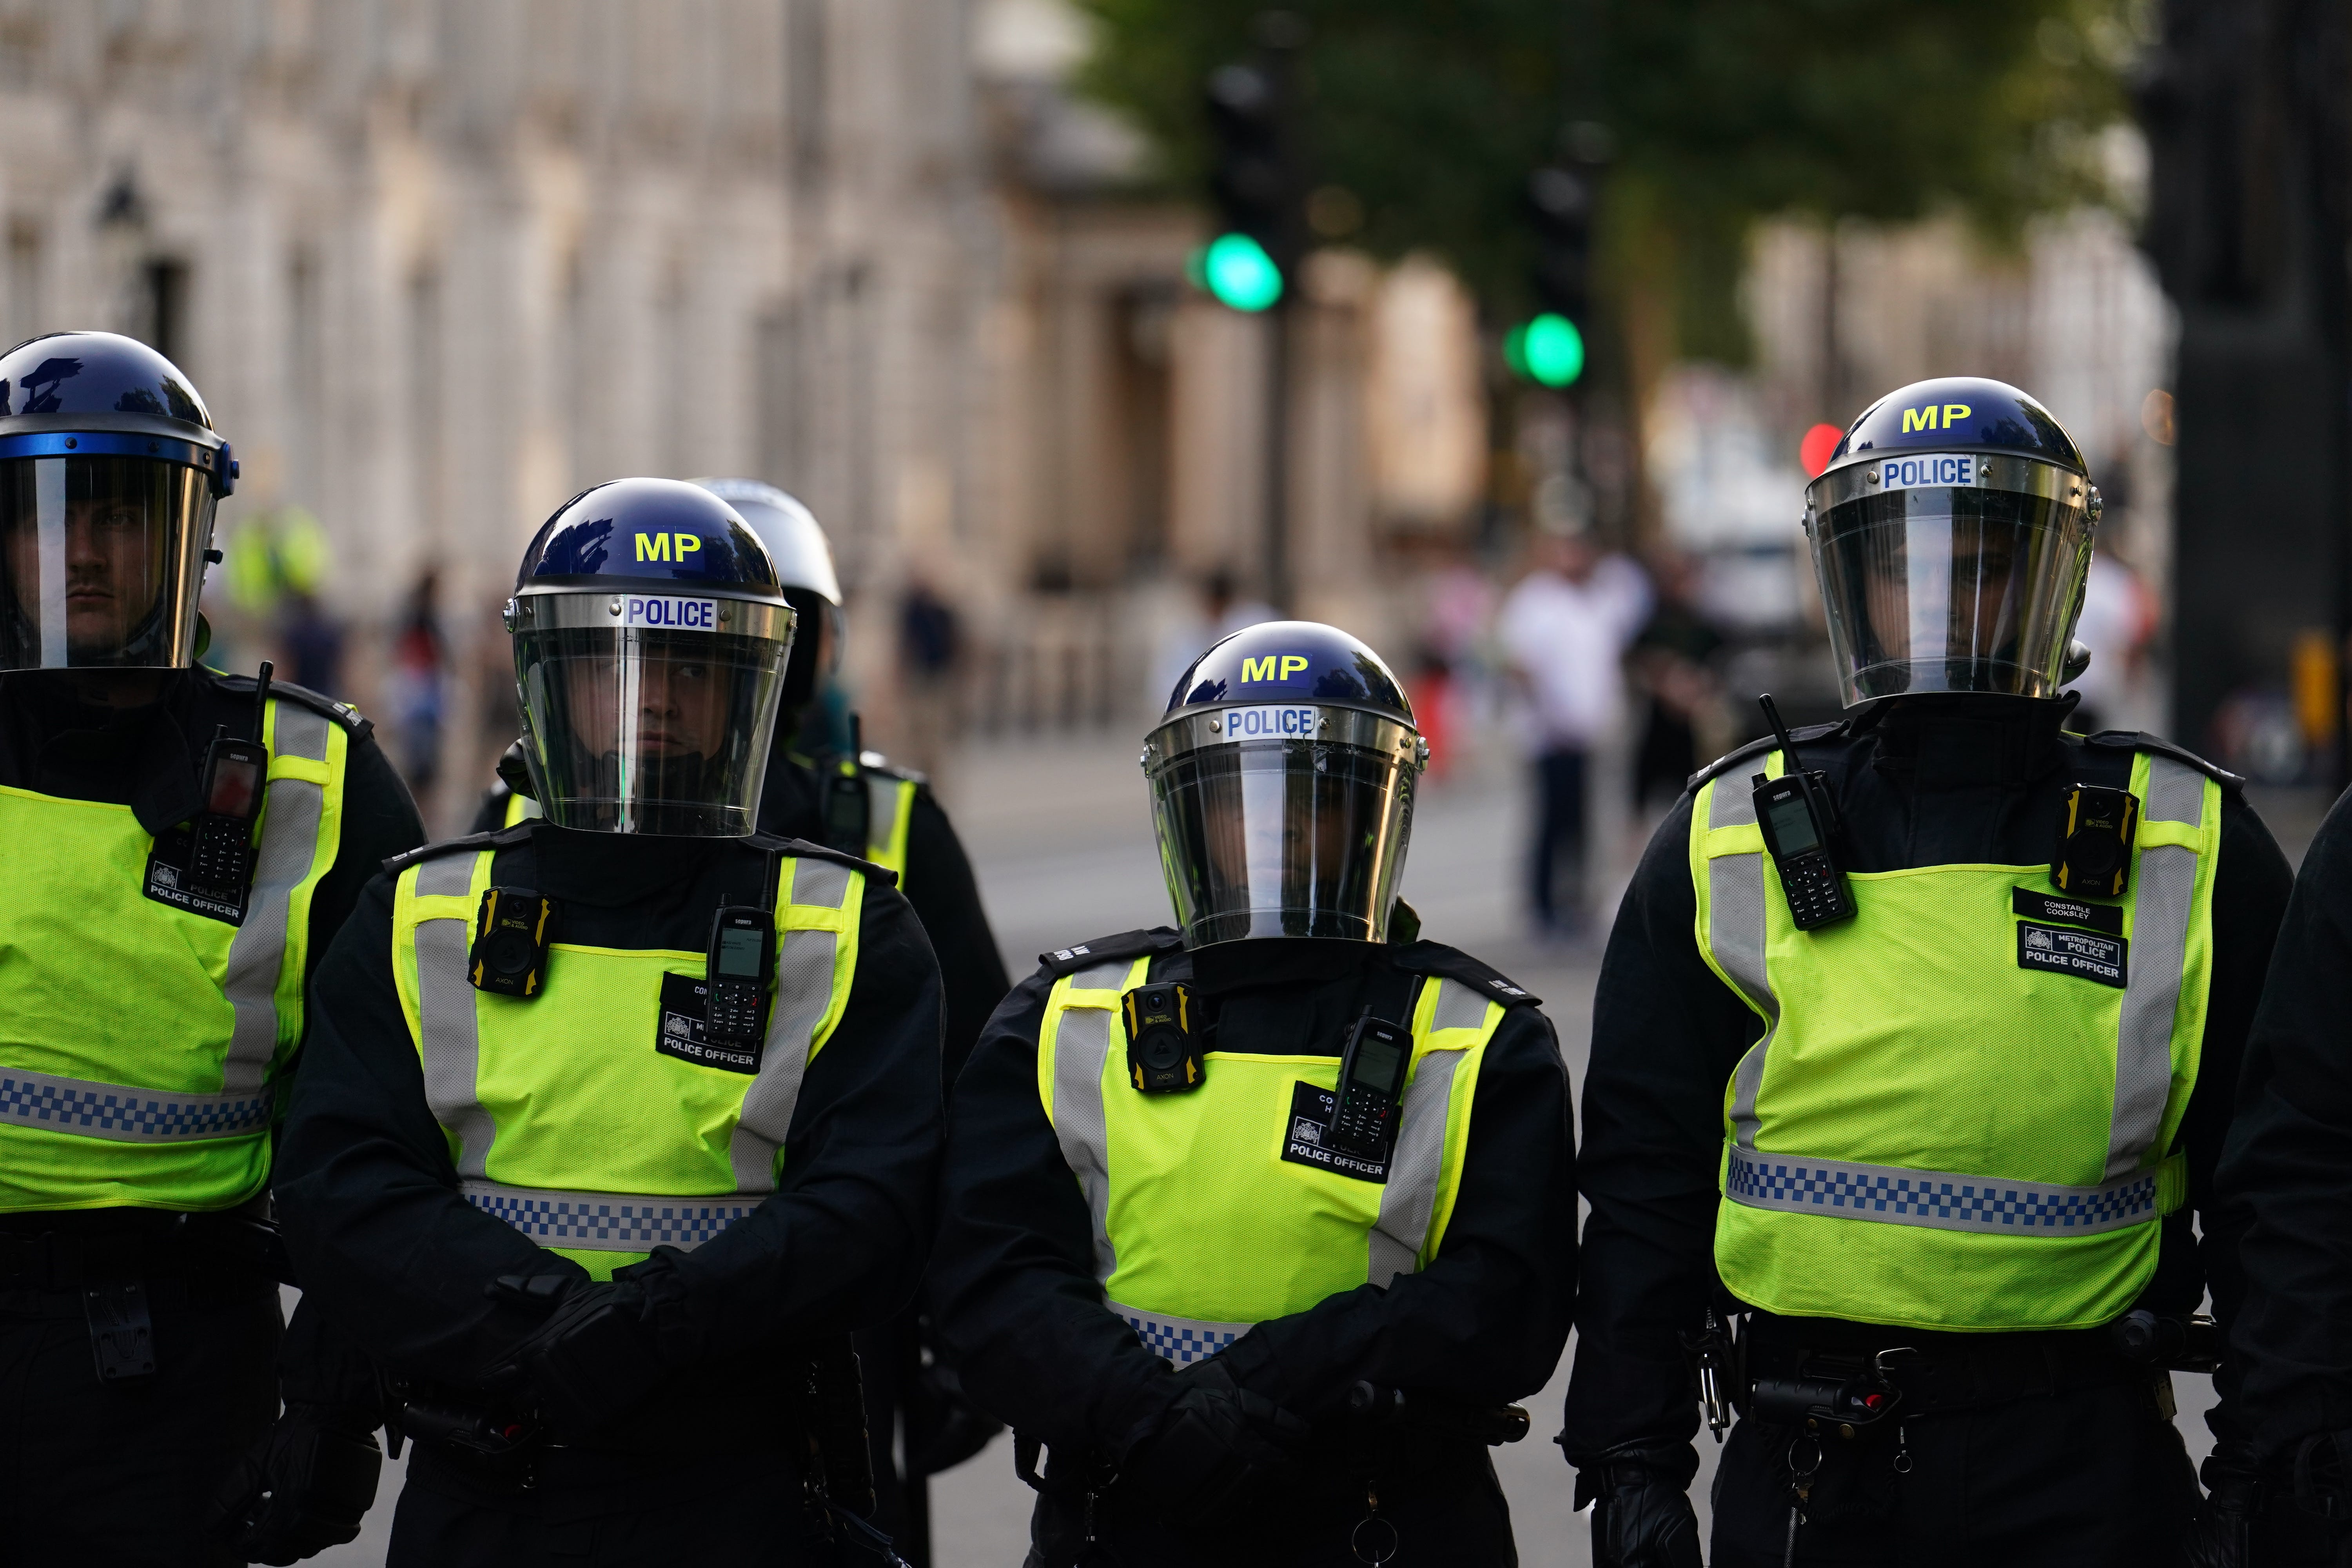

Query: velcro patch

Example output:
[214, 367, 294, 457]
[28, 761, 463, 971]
[655, 971, 759, 1073]
[1280, 1080, 1389, 1183]
[2016, 922, 2127, 988]
[2013, 888, 2123, 935]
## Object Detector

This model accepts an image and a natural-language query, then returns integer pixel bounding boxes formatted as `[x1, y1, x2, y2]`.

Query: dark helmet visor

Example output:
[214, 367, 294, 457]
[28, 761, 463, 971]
[0, 454, 214, 670]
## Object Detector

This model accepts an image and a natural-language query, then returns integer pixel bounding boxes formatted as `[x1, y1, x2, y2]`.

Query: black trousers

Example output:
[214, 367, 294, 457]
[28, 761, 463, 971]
[390, 1441, 855, 1567]
[1530, 748, 1589, 927]
[0, 1272, 279, 1568]
[1025, 1442, 1516, 1568]
[1708, 1374, 2197, 1567]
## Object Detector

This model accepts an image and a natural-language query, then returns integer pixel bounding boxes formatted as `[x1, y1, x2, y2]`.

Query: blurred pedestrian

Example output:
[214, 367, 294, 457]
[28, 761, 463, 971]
[281, 587, 344, 695]
[1629, 553, 1728, 810]
[386, 570, 447, 811]
[899, 573, 962, 786]
[2067, 549, 2158, 737]
[1151, 566, 1276, 708]
[1497, 528, 1650, 936]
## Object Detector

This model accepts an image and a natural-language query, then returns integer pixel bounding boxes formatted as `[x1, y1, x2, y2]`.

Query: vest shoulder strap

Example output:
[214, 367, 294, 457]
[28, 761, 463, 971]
[1387, 941, 1542, 1009]
[745, 832, 898, 889]
[1038, 927, 1183, 978]
[383, 824, 532, 878]
[214, 672, 375, 741]
[1686, 719, 1851, 795]
[2082, 731, 2244, 792]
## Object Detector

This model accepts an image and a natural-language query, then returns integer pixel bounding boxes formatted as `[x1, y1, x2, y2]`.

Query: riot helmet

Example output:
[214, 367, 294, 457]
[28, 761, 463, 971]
[1144, 621, 1426, 948]
[0, 331, 236, 670]
[505, 478, 795, 836]
[690, 477, 841, 717]
[1806, 376, 2100, 706]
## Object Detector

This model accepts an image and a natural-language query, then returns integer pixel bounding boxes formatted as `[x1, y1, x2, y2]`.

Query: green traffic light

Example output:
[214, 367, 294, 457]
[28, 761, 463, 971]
[1198, 233, 1284, 312]
[1506, 312, 1585, 387]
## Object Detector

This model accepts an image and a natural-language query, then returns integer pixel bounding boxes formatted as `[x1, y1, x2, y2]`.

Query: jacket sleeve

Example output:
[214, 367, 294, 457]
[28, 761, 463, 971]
[1217, 1005, 1576, 1419]
[658, 878, 946, 1339]
[2220, 788, 2352, 1460]
[1560, 793, 1762, 1462]
[901, 787, 1012, 1086]
[927, 969, 1186, 1460]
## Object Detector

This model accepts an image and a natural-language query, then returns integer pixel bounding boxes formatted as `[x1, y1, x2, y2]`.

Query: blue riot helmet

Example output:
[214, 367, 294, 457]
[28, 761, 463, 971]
[689, 478, 841, 717]
[1144, 620, 1427, 947]
[1805, 375, 2102, 706]
[0, 331, 236, 670]
[505, 478, 796, 835]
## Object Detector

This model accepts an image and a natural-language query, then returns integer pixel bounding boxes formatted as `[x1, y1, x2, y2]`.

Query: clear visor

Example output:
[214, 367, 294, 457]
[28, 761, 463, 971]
[1146, 714, 1417, 947]
[1812, 484, 2092, 705]
[515, 622, 790, 836]
[0, 455, 215, 669]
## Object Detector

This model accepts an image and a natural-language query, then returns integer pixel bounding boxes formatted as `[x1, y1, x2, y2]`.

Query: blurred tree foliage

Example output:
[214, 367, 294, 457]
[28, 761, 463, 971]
[1075, 0, 2147, 365]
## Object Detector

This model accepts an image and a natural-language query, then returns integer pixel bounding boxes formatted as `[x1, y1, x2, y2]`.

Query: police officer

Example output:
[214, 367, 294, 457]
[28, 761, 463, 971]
[272, 478, 945, 1564]
[1563, 377, 2293, 1566]
[0, 330, 426, 1564]
[929, 621, 1577, 1566]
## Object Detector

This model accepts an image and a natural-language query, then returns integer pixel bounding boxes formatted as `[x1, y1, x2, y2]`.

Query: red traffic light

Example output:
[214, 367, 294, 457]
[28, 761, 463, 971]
[1800, 422, 1842, 478]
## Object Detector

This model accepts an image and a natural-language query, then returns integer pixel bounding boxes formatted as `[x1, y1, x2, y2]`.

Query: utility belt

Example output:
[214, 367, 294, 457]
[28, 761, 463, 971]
[0, 1200, 289, 1385]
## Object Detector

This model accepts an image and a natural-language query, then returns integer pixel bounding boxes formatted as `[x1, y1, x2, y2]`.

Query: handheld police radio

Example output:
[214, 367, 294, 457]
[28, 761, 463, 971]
[1750, 694, 1856, 931]
[1325, 1010, 1413, 1158]
[704, 907, 776, 1048]
[187, 661, 272, 898]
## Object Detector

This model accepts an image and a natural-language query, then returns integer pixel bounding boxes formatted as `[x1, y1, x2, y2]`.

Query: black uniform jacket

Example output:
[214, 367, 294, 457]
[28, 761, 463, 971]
[2218, 786, 2352, 1461]
[1561, 694, 2292, 1464]
[274, 826, 946, 1434]
[929, 933, 1577, 1464]
[477, 746, 1009, 1085]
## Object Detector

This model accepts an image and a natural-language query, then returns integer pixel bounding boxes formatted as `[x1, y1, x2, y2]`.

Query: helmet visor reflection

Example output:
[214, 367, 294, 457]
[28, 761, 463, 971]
[1147, 735, 1414, 947]
[1814, 485, 2092, 704]
[515, 624, 788, 836]
[0, 456, 214, 670]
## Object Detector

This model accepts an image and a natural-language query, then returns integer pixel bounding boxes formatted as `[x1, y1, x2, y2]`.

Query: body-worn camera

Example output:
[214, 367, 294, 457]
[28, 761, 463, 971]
[1123, 982, 1203, 1094]
[2053, 784, 2138, 899]
[469, 888, 557, 998]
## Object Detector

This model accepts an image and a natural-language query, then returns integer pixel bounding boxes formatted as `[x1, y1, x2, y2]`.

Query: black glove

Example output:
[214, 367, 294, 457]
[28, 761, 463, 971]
[2186, 1444, 2258, 1568]
[1575, 1441, 1704, 1568]
[484, 1274, 672, 1439]
[1118, 1356, 1311, 1518]
[205, 1402, 383, 1565]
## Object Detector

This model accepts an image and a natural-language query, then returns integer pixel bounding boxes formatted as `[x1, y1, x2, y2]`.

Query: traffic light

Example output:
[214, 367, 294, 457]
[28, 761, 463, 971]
[1198, 51, 1303, 312]
[1504, 315, 1586, 388]
[1508, 162, 1596, 387]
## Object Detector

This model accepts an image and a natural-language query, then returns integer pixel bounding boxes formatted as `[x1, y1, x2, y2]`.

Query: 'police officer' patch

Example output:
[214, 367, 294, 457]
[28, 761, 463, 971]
[2016, 921, 2127, 988]
[1281, 1081, 1389, 1183]
[655, 972, 760, 1073]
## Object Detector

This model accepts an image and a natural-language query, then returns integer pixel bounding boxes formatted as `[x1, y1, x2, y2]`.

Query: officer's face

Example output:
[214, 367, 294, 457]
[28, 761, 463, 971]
[3, 489, 166, 659]
[1861, 517, 2019, 662]
[563, 646, 731, 762]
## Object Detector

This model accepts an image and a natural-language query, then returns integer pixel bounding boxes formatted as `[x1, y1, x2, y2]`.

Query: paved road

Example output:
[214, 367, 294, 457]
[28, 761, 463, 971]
[315, 738, 2313, 1564]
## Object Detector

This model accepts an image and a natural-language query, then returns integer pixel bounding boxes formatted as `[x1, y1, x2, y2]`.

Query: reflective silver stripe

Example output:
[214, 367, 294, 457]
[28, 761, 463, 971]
[461, 1179, 757, 1252]
[1369, 991, 1466, 1287]
[728, 903, 838, 1191]
[220, 704, 331, 1098]
[791, 857, 852, 910]
[1706, 773, 1780, 1150]
[1069, 960, 1132, 991]
[866, 775, 902, 865]
[1109, 1299, 1253, 1365]
[1724, 1145, 2164, 1236]
[1431, 979, 1491, 1033]
[0, 1069, 271, 1142]
[414, 852, 496, 1179]
[1050, 998, 1119, 1283]
[2105, 756, 2203, 1179]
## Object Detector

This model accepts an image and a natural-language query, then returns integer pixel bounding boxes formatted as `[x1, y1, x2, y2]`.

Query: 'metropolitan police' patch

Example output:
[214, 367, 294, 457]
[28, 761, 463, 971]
[2016, 921, 2126, 987]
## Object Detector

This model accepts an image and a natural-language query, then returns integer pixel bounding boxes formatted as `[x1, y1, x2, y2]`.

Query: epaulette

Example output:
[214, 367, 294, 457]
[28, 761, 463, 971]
[2081, 731, 2245, 791]
[1038, 927, 1183, 978]
[216, 672, 374, 740]
[1686, 719, 1851, 794]
[383, 824, 533, 877]
[854, 748, 929, 788]
[749, 833, 899, 889]
[1388, 941, 1542, 1009]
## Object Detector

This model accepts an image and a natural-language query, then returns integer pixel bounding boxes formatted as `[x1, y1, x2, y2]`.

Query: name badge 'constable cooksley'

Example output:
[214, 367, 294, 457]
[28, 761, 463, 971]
[928, 620, 1577, 1567]
[0, 330, 426, 1566]
[1561, 378, 2293, 1568]
[273, 479, 945, 1566]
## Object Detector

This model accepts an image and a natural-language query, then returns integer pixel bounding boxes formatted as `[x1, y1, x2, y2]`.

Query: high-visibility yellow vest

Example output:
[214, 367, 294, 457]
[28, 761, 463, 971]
[0, 696, 349, 1212]
[391, 840, 867, 1280]
[1693, 748, 2221, 1332]
[499, 788, 542, 829]
[1036, 949, 1506, 1363]
[820, 755, 916, 881]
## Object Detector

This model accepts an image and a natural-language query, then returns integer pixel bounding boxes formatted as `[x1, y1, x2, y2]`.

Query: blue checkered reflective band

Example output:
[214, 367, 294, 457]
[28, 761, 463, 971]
[0, 1072, 272, 1143]
[1724, 1146, 2163, 1236]
[1110, 1300, 1254, 1366]
[464, 1186, 756, 1251]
